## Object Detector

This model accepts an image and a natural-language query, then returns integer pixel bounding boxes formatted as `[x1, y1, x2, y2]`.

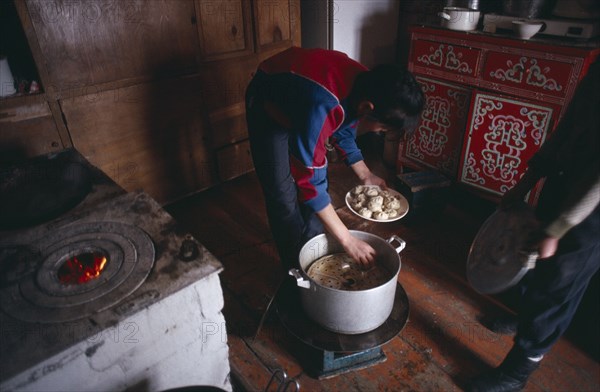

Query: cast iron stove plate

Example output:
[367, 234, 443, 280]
[275, 278, 409, 353]
[0, 222, 154, 323]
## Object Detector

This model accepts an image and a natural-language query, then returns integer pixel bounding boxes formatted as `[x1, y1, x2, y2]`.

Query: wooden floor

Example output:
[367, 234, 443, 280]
[166, 136, 600, 392]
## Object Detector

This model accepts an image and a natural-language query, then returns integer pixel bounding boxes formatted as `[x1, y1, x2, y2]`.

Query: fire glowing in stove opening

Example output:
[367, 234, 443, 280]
[58, 252, 108, 285]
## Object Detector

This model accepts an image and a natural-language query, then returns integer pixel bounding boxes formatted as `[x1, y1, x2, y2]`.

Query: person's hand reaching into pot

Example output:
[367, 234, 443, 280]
[341, 235, 376, 268]
[316, 204, 377, 268]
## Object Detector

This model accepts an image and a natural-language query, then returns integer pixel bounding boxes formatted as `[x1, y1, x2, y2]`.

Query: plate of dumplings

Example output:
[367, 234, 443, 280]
[345, 185, 409, 222]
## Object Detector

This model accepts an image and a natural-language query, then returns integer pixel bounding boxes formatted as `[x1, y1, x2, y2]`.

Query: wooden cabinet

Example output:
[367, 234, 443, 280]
[401, 26, 600, 202]
[200, 0, 300, 182]
[1, 0, 300, 204]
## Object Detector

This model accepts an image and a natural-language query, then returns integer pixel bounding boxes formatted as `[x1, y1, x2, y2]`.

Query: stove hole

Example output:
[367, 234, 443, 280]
[57, 251, 109, 285]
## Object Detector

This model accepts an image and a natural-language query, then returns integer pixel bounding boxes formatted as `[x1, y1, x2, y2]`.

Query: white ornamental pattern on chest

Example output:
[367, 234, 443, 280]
[414, 95, 450, 157]
[417, 44, 473, 74]
[489, 57, 563, 92]
[464, 96, 551, 193]
[407, 81, 469, 173]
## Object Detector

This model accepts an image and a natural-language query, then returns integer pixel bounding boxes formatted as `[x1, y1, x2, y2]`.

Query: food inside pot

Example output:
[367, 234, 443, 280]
[306, 253, 392, 291]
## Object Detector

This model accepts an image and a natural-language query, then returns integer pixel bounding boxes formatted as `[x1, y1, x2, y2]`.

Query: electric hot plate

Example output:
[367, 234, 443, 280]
[274, 278, 410, 353]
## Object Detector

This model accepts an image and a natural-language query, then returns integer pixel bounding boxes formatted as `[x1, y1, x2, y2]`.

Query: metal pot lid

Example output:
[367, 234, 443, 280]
[467, 202, 539, 294]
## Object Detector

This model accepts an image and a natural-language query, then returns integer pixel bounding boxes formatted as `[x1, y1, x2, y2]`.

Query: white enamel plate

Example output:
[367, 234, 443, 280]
[345, 185, 409, 223]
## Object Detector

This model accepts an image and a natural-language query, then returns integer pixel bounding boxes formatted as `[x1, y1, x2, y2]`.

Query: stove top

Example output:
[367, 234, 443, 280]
[0, 150, 225, 386]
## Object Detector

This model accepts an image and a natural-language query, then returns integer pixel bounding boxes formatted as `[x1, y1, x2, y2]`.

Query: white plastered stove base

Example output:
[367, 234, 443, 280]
[1, 273, 232, 392]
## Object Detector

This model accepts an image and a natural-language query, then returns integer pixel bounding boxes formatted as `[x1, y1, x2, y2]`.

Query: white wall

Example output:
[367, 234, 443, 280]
[331, 0, 400, 67]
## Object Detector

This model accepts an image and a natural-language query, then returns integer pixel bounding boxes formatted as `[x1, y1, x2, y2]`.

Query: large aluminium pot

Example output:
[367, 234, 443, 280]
[289, 231, 405, 335]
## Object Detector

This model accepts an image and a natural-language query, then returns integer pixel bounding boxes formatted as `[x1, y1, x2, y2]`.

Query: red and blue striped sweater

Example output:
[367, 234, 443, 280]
[250, 47, 367, 212]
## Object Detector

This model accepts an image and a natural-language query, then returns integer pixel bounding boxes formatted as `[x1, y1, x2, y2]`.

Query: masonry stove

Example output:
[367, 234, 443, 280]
[0, 149, 231, 391]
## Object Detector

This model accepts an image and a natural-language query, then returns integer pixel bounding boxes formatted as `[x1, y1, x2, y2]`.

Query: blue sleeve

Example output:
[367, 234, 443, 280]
[331, 125, 363, 166]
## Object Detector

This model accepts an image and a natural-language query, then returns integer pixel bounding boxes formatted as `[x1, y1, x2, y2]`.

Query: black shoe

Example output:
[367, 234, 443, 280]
[479, 314, 518, 335]
[466, 348, 540, 392]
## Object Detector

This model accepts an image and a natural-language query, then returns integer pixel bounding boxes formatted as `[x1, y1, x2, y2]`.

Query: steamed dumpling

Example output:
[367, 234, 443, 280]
[367, 200, 383, 212]
[373, 211, 389, 220]
[351, 199, 364, 210]
[365, 187, 379, 197]
[356, 193, 367, 203]
[359, 208, 373, 218]
[385, 198, 401, 210]
[370, 195, 384, 206]
[385, 208, 399, 218]
[351, 185, 365, 196]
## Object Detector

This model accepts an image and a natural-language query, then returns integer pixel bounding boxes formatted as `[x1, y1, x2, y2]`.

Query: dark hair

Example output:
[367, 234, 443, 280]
[349, 64, 425, 134]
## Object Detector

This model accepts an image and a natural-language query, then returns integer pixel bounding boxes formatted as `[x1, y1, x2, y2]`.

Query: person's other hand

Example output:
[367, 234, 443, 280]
[361, 173, 387, 189]
[342, 237, 376, 268]
[537, 236, 559, 259]
[523, 229, 559, 259]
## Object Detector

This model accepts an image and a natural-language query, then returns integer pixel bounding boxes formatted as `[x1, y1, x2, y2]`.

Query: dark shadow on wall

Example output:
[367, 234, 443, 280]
[147, 65, 212, 203]
[396, 0, 445, 67]
[358, 5, 401, 68]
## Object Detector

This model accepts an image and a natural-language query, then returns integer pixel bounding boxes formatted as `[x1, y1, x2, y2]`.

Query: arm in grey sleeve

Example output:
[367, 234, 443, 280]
[544, 175, 600, 238]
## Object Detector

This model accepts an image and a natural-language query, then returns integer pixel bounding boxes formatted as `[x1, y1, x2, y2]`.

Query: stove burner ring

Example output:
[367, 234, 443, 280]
[37, 238, 124, 297]
[0, 222, 155, 323]
[23, 235, 131, 307]
[55, 246, 114, 287]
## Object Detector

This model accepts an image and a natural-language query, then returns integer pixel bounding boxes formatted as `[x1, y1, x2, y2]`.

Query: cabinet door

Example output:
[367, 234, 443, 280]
[253, 0, 297, 52]
[458, 92, 557, 196]
[27, 0, 199, 91]
[195, 0, 253, 60]
[401, 77, 471, 177]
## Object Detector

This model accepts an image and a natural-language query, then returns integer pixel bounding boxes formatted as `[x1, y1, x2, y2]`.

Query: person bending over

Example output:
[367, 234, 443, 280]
[245, 47, 424, 270]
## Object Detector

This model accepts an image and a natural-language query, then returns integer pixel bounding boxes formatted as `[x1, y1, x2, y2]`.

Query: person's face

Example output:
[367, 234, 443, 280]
[357, 115, 402, 136]
[355, 100, 402, 136]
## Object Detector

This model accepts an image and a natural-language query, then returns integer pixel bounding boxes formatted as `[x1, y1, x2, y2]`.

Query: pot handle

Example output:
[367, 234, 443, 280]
[289, 268, 311, 289]
[387, 235, 406, 254]
[438, 12, 451, 20]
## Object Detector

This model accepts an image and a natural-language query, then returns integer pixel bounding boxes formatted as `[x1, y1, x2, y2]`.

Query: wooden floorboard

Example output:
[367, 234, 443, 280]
[165, 137, 600, 391]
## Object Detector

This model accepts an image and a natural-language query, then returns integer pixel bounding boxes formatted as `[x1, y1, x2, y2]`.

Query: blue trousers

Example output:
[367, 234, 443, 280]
[246, 94, 324, 270]
[514, 174, 600, 357]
